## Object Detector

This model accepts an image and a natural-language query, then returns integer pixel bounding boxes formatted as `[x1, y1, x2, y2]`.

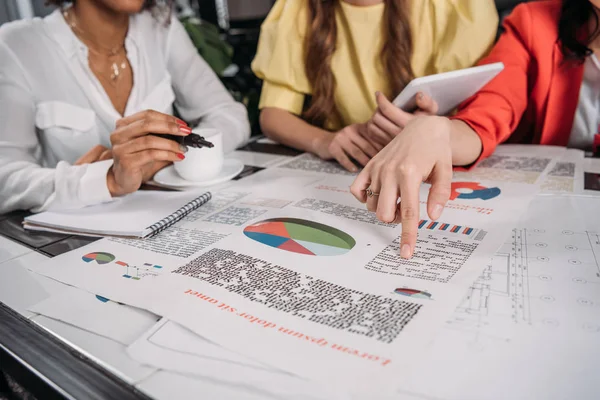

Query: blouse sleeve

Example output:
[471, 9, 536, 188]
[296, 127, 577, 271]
[450, 4, 533, 165]
[411, 0, 499, 75]
[166, 17, 250, 153]
[251, 0, 310, 115]
[0, 39, 113, 214]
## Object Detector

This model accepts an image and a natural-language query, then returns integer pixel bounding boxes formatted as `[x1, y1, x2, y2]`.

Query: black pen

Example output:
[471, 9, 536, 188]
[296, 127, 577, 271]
[151, 132, 214, 149]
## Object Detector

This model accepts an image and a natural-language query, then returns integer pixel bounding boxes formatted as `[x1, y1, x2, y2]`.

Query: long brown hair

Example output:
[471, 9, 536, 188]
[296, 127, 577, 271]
[303, 0, 414, 128]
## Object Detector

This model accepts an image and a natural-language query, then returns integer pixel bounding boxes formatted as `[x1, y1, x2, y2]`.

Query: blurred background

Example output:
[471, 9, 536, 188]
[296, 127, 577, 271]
[0, 0, 526, 138]
[0, 0, 276, 136]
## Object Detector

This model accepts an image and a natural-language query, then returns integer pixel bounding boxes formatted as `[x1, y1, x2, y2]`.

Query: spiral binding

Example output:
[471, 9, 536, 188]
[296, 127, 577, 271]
[144, 191, 212, 238]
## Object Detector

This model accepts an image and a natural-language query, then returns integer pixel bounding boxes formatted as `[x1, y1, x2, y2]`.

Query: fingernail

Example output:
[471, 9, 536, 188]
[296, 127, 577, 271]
[432, 204, 443, 219]
[400, 244, 412, 259]
[177, 153, 185, 160]
[179, 126, 192, 135]
[179, 144, 188, 153]
[375, 91, 381, 97]
[176, 118, 187, 126]
[417, 92, 424, 100]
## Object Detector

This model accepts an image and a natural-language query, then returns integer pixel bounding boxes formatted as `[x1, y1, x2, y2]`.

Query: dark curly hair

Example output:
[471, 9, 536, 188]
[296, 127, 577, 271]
[559, 0, 600, 61]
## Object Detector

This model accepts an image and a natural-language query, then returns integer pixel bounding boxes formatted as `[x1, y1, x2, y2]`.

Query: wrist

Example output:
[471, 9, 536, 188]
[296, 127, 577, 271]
[449, 118, 482, 166]
[310, 131, 333, 159]
[106, 167, 123, 197]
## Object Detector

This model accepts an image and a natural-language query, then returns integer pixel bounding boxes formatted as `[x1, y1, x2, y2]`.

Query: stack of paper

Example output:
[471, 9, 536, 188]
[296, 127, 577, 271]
[24, 145, 599, 399]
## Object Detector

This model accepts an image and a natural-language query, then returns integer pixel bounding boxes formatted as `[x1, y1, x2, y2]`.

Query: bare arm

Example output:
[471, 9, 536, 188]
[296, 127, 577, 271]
[449, 119, 483, 167]
[259, 107, 331, 158]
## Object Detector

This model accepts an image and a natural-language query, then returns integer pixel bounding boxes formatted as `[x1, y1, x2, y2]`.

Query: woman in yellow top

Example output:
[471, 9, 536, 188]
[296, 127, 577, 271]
[252, 0, 499, 171]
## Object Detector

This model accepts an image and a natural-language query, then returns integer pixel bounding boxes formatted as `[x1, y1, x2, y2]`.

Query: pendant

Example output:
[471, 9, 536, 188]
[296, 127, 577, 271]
[110, 62, 119, 80]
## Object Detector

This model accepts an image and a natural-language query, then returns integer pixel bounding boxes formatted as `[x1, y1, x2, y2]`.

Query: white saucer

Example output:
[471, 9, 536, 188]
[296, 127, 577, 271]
[153, 158, 245, 188]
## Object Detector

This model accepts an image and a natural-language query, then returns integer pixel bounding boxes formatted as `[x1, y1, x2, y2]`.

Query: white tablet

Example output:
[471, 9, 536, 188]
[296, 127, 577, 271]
[392, 62, 504, 115]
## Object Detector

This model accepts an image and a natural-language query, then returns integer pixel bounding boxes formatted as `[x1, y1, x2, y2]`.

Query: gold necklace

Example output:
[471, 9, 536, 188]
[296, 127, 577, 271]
[63, 9, 128, 84]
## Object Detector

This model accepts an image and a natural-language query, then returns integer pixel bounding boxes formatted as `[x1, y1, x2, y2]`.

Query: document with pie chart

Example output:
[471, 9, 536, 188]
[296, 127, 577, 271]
[25, 171, 543, 395]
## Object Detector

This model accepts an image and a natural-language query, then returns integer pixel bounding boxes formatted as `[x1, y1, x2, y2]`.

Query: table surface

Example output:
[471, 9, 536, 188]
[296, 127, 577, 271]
[0, 142, 598, 400]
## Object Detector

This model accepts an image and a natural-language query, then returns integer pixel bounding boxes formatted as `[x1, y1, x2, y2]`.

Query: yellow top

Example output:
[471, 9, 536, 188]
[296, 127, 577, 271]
[252, 0, 499, 130]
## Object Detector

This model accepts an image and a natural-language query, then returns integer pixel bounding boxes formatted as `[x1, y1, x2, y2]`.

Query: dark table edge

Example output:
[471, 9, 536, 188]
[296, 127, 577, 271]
[0, 302, 152, 400]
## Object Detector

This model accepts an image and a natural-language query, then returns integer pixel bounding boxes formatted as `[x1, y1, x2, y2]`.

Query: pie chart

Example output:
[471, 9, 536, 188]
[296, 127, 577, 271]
[243, 218, 355, 256]
[82, 252, 115, 265]
[394, 288, 432, 300]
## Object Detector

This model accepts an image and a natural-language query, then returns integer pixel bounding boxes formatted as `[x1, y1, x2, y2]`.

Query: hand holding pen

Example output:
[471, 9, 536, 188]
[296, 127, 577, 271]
[107, 110, 197, 197]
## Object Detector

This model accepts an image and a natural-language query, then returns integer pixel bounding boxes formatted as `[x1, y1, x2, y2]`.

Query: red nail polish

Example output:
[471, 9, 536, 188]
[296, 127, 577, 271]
[179, 126, 192, 135]
[175, 118, 187, 126]
[177, 153, 185, 160]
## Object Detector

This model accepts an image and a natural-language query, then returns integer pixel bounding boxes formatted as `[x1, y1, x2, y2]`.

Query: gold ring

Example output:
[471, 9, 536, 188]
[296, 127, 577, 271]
[366, 188, 379, 198]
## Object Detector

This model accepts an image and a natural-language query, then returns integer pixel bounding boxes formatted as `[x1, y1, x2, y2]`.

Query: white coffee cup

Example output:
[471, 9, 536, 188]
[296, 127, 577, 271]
[173, 128, 224, 182]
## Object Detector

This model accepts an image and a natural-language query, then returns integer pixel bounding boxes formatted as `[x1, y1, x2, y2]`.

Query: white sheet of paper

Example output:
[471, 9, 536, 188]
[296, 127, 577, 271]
[540, 148, 585, 194]
[27, 170, 537, 395]
[128, 318, 266, 367]
[32, 315, 156, 384]
[453, 144, 567, 185]
[136, 370, 290, 400]
[0, 251, 67, 318]
[0, 236, 32, 265]
[29, 286, 159, 345]
[398, 195, 600, 400]
[127, 319, 342, 400]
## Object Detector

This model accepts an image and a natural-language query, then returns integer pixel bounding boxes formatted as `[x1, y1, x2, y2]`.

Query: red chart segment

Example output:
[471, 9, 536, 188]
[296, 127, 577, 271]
[394, 288, 432, 300]
[243, 221, 290, 238]
[278, 239, 315, 255]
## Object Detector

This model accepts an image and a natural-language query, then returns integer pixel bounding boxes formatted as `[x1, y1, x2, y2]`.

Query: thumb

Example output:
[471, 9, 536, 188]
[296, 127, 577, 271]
[376, 91, 413, 127]
[74, 145, 107, 166]
[415, 92, 439, 115]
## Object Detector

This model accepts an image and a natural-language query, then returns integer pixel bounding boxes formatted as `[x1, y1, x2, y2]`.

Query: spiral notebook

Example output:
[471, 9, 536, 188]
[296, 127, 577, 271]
[23, 190, 212, 238]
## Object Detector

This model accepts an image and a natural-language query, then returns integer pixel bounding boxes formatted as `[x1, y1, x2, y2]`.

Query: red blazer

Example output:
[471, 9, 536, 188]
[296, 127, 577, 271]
[453, 0, 584, 163]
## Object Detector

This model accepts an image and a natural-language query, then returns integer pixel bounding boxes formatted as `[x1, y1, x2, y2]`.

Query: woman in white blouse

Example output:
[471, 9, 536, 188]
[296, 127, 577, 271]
[0, 0, 250, 214]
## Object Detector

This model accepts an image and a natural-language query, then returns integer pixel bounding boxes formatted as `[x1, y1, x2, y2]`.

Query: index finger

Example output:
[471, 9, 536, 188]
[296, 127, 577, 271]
[116, 109, 183, 129]
[350, 166, 372, 203]
[397, 176, 421, 259]
[111, 118, 187, 144]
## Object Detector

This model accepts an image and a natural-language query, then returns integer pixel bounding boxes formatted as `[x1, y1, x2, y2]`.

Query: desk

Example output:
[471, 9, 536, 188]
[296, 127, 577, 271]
[0, 144, 598, 400]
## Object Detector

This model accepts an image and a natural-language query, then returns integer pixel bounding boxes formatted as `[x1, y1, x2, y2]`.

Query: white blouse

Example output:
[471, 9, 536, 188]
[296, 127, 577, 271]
[0, 9, 250, 214]
[569, 54, 600, 151]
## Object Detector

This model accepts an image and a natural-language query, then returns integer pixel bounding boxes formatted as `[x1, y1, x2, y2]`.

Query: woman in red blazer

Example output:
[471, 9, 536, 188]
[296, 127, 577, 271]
[350, 0, 600, 259]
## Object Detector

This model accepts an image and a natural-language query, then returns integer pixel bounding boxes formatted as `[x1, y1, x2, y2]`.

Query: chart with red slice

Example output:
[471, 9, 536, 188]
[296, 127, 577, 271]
[82, 252, 115, 265]
[243, 218, 355, 256]
[393, 288, 432, 300]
